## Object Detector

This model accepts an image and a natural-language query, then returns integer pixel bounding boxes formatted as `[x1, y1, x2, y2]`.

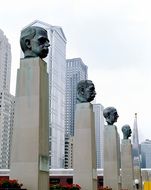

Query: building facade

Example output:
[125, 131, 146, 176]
[93, 104, 104, 168]
[141, 139, 151, 168]
[0, 30, 14, 168]
[64, 136, 73, 168]
[23, 20, 67, 168]
[0, 30, 11, 92]
[64, 58, 88, 168]
[0, 91, 15, 168]
[65, 58, 88, 137]
[132, 113, 141, 167]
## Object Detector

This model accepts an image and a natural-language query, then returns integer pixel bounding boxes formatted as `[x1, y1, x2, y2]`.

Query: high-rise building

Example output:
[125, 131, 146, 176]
[23, 20, 67, 168]
[93, 104, 104, 168]
[141, 139, 151, 168]
[65, 58, 88, 136]
[0, 29, 14, 168]
[132, 113, 142, 184]
[64, 136, 73, 168]
[0, 91, 15, 168]
[64, 58, 88, 168]
[0, 30, 11, 92]
[132, 113, 141, 167]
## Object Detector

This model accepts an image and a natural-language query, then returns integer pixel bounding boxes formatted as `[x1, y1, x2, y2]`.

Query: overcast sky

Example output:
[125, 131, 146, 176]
[1, 0, 151, 142]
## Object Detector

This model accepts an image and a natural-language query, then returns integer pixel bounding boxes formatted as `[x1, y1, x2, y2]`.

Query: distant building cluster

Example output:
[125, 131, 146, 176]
[1, 20, 151, 171]
[132, 113, 151, 170]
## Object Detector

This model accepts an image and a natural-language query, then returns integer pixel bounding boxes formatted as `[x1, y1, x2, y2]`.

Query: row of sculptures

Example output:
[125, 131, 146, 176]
[76, 79, 132, 140]
[20, 25, 132, 140]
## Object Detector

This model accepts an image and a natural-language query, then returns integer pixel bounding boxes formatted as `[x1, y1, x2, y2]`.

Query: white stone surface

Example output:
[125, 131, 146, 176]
[73, 103, 97, 190]
[121, 139, 134, 190]
[10, 58, 49, 190]
[103, 125, 121, 190]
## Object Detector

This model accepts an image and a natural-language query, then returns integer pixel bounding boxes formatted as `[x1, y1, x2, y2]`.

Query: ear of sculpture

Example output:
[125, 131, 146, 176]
[25, 39, 31, 49]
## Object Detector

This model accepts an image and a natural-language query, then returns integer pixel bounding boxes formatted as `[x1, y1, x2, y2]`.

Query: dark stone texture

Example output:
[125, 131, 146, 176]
[103, 107, 119, 125]
[20, 26, 50, 59]
[121, 124, 132, 139]
[76, 80, 96, 103]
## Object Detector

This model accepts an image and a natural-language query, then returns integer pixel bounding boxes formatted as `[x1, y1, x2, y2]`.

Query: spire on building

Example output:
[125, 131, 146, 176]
[132, 113, 141, 167]
[132, 113, 139, 145]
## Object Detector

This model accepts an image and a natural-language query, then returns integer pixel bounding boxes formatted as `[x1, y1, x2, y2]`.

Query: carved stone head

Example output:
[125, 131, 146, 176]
[121, 124, 132, 139]
[77, 80, 96, 103]
[20, 26, 50, 59]
[103, 107, 119, 125]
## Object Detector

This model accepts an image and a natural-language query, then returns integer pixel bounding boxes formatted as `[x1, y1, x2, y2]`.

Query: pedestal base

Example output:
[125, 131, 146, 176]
[10, 58, 49, 190]
[73, 103, 97, 190]
[121, 139, 134, 190]
[104, 125, 121, 190]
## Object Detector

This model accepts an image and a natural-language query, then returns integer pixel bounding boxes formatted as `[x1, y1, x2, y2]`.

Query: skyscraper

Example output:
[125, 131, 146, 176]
[141, 139, 151, 168]
[0, 29, 14, 168]
[132, 113, 142, 185]
[23, 20, 67, 168]
[93, 104, 104, 168]
[132, 113, 141, 167]
[65, 58, 88, 168]
[65, 58, 88, 136]
[0, 30, 11, 92]
[0, 91, 15, 168]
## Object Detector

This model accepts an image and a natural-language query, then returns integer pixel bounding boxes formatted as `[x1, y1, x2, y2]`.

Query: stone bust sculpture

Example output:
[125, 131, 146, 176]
[121, 124, 132, 139]
[103, 107, 119, 125]
[77, 80, 96, 103]
[20, 26, 50, 59]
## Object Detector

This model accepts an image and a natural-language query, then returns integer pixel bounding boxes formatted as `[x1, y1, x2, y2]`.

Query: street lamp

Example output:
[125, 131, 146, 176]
[134, 179, 139, 190]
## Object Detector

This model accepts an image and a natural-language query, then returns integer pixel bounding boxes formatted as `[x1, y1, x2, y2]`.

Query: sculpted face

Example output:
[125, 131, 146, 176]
[77, 80, 96, 103]
[85, 81, 96, 102]
[20, 26, 50, 59]
[29, 29, 50, 59]
[103, 107, 119, 125]
[109, 109, 119, 124]
[122, 125, 132, 139]
[127, 126, 132, 136]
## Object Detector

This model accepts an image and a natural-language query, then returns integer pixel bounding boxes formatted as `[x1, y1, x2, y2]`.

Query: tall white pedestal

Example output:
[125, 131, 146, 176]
[10, 58, 49, 190]
[73, 103, 97, 190]
[104, 125, 121, 190]
[121, 139, 134, 190]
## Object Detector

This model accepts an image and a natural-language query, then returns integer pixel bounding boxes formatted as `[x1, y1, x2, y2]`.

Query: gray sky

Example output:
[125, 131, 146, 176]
[1, 0, 151, 142]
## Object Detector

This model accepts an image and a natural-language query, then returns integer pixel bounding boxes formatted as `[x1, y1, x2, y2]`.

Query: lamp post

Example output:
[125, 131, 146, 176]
[134, 179, 139, 190]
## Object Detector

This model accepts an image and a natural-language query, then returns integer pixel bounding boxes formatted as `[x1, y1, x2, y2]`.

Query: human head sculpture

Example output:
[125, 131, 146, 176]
[121, 124, 132, 139]
[20, 26, 50, 59]
[103, 107, 119, 125]
[77, 80, 96, 103]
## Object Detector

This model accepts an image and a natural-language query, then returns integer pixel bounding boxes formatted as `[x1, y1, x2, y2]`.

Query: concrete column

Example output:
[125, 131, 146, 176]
[134, 167, 142, 190]
[103, 125, 121, 190]
[10, 58, 49, 190]
[73, 103, 97, 190]
[121, 139, 134, 190]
